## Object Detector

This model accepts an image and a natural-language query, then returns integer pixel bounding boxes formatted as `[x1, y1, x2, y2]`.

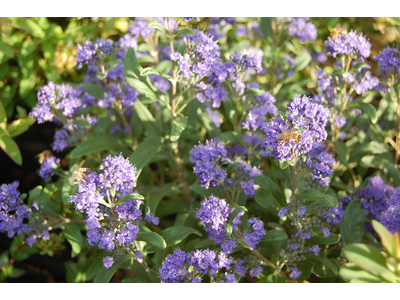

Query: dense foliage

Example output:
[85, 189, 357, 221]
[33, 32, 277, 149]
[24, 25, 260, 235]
[1, 17, 400, 283]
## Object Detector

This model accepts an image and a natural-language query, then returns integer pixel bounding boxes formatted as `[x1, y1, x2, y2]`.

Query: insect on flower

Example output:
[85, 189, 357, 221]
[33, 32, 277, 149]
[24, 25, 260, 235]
[330, 27, 347, 39]
[72, 160, 91, 185]
[278, 130, 302, 146]
[36, 150, 52, 164]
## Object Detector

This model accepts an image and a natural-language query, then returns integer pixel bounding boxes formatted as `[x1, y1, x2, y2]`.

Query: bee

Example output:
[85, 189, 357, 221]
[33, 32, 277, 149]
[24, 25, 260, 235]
[326, 141, 335, 155]
[278, 130, 302, 146]
[72, 160, 91, 185]
[330, 27, 347, 39]
[36, 150, 52, 164]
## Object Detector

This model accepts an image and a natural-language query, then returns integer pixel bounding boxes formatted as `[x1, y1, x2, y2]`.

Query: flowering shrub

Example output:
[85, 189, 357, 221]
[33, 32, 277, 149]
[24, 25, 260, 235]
[1, 17, 400, 283]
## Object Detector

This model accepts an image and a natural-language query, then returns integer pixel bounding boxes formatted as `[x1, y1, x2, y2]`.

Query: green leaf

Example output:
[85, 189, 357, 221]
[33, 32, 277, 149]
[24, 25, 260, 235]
[177, 42, 186, 55]
[254, 190, 282, 212]
[189, 184, 225, 199]
[350, 62, 370, 72]
[170, 115, 188, 142]
[146, 183, 178, 215]
[265, 273, 286, 283]
[9, 17, 44, 37]
[0, 101, 7, 124]
[260, 17, 273, 44]
[136, 232, 167, 249]
[372, 220, 396, 257]
[114, 193, 145, 206]
[197, 108, 221, 138]
[6, 118, 35, 138]
[130, 260, 150, 282]
[148, 21, 165, 33]
[82, 82, 105, 99]
[130, 136, 163, 176]
[261, 230, 287, 242]
[358, 103, 377, 124]
[64, 223, 83, 258]
[0, 40, 14, 58]
[194, 238, 215, 249]
[254, 175, 286, 207]
[19, 77, 35, 100]
[343, 243, 397, 282]
[72, 120, 92, 129]
[294, 52, 312, 72]
[140, 67, 172, 80]
[28, 185, 42, 207]
[219, 131, 247, 147]
[296, 189, 337, 208]
[228, 206, 247, 224]
[70, 135, 128, 158]
[175, 28, 195, 37]
[384, 162, 400, 188]
[333, 140, 348, 164]
[132, 100, 162, 136]
[124, 48, 159, 101]
[339, 263, 390, 283]
[159, 226, 202, 247]
[340, 200, 365, 245]
[94, 253, 133, 283]
[310, 233, 340, 245]
[0, 135, 22, 165]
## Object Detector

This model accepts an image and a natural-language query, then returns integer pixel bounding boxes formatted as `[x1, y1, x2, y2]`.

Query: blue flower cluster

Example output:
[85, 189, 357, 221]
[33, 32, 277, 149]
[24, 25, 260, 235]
[325, 30, 371, 59]
[38, 155, 60, 182]
[381, 187, 400, 234]
[375, 46, 400, 79]
[243, 217, 266, 249]
[0, 182, 30, 238]
[76, 39, 113, 69]
[358, 176, 394, 232]
[190, 140, 228, 189]
[196, 195, 232, 245]
[69, 154, 153, 268]
[306, 142, 335, 187]
[52, 115, 98, 152]
[159, 248, 236, 283]
[29, 82, 81, 124]
[242, 91, 278, 132]
[263, 95, 330, 161]
[288, 17, 317, 43]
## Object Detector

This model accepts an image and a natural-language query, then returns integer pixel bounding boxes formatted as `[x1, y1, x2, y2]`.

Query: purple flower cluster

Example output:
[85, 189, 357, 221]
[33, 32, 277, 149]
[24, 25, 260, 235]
[354, 71, 379, 95]
[381, 187, 400, 233]
[229, 52, 263, 74]
[76, 39, 113, 69]
[29, 83, 81, 124]
[306, 142, 335, 187]
[288, 17, 317, 42]
[196, 196, 232, 245]
[323, 196, 354, 226]
[190, 140, 228, 189]
[52, 116, 98, 152]
[358, 176, 393, 231]
[69, 154, 146, 268]
[129, 18, 156, 40]
[243, 218, 266, 249]
[38, 156, 60, 182]
[242, 91, 278, 132]
[263, 95, 330, 161]
[375, 46, 400, 79]
[172, 30, 221, 79]
[325, 30, 371, 59]
[159, 248, 236, 283]
[235, 164, 262, 197]
[183, 17, 200, 22]
[0, 182, 31, 238]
